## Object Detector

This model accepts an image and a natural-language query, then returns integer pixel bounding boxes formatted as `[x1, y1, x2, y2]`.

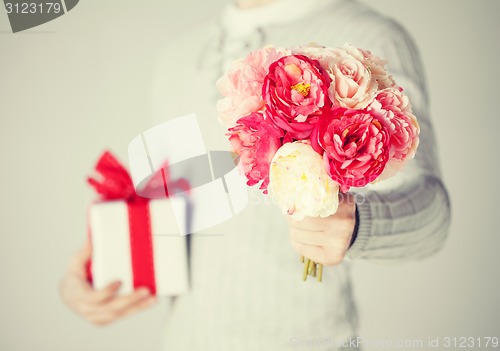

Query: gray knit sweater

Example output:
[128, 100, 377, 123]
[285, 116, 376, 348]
[150, 1, 451, 350]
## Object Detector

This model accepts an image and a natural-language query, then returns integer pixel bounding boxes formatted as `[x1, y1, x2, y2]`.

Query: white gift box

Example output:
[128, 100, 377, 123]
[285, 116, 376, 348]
[88, 196, 189, 296]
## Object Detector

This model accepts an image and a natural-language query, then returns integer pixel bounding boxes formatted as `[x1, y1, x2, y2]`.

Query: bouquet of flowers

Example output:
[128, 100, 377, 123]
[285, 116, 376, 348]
[216, 43, 419, 281]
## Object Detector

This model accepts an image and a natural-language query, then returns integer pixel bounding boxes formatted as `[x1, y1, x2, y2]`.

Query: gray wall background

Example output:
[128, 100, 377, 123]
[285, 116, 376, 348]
[1, 1, 499, 350]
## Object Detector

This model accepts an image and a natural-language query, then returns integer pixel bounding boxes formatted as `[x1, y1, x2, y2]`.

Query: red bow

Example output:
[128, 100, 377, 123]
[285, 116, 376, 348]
[87, 151, 139, 201]
[87, 150, 190, 200]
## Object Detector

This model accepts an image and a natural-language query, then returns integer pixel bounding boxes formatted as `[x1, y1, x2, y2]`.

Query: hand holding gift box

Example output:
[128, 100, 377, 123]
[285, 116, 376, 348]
[60, 114, 248, 325]
[86, 151, 190, 296]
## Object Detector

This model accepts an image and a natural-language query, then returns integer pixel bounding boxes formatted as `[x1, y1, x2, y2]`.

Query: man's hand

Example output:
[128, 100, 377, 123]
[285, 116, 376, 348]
[59, 239, 157, 326]
[288, 193, 357, 266]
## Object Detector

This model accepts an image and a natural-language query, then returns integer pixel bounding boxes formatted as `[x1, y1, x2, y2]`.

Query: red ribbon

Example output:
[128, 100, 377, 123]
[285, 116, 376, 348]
[86, 151, 190, 294]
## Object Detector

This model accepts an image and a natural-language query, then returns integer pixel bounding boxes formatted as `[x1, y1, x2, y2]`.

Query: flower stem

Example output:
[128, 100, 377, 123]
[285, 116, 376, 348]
[307, 259, 314, 275]
[317, 263, 323, 282]
[302, 258, 310, 281]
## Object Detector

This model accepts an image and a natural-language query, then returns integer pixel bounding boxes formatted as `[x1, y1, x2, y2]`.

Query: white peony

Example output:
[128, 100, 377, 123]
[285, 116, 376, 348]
[268, 141, 339, 220]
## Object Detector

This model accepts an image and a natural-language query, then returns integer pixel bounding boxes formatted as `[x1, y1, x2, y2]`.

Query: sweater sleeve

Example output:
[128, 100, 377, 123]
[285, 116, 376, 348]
[346, 19, 451, 262]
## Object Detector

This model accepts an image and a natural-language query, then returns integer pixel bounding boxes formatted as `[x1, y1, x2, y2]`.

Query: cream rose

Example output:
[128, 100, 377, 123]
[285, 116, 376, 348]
[325, 46, 379, 109]
[342, 43, 396, 90]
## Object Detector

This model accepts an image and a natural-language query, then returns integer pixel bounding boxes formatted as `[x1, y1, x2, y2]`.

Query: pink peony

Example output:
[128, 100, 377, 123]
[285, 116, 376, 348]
[226, 112, 284, 192]
[216, 46, 288, 127]
[263, 54, 331, 139]
[370, 86, 411, 113]
[311, 108, 390, 192]
[368, 88, 419, 161]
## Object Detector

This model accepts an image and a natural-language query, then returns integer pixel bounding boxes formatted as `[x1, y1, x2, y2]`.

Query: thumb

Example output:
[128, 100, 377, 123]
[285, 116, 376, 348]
[79, 237, 92, 261]
[69, 238, 92, 275]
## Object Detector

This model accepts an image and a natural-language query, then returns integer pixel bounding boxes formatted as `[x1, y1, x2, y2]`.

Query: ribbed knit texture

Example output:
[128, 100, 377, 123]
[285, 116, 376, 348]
[149, 1, 451, 350]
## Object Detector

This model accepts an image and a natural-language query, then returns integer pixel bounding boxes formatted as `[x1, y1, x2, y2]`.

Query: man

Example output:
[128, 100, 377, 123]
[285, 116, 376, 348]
[61, 0, 450, 350]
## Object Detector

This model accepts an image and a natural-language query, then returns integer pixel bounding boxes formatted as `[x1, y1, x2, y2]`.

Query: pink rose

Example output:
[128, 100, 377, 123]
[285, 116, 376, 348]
[226, 112, 284, 192]
[311, 108, 390, 192]
[342, 44, 396, 90]
[216, 46, 288, 127]
[263, 54, 331, 139]
[368, 88, 419, 161]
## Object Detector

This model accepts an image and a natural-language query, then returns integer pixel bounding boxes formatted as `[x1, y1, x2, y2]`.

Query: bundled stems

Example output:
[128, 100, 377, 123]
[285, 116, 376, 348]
[300, 255, 323, 282]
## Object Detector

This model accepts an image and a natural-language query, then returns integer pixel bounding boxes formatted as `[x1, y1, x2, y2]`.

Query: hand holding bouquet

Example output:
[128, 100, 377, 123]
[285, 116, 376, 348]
[217, 43, 419, 281]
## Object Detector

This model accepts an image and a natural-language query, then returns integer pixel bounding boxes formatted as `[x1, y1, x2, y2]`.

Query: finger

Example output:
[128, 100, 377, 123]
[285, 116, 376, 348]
[79, 287, 150, 316]
[292, 239, 346, 266]
[85, 281, 122, 304]
[87, 314, 115, 326]
[63, 279, 119, 314]
[100, 288, 152, 314]
[290, 240, 326, 264]
[290, 227, 326, 246]
[120, 296, 157, 319]
[87, 296, 156, 326]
